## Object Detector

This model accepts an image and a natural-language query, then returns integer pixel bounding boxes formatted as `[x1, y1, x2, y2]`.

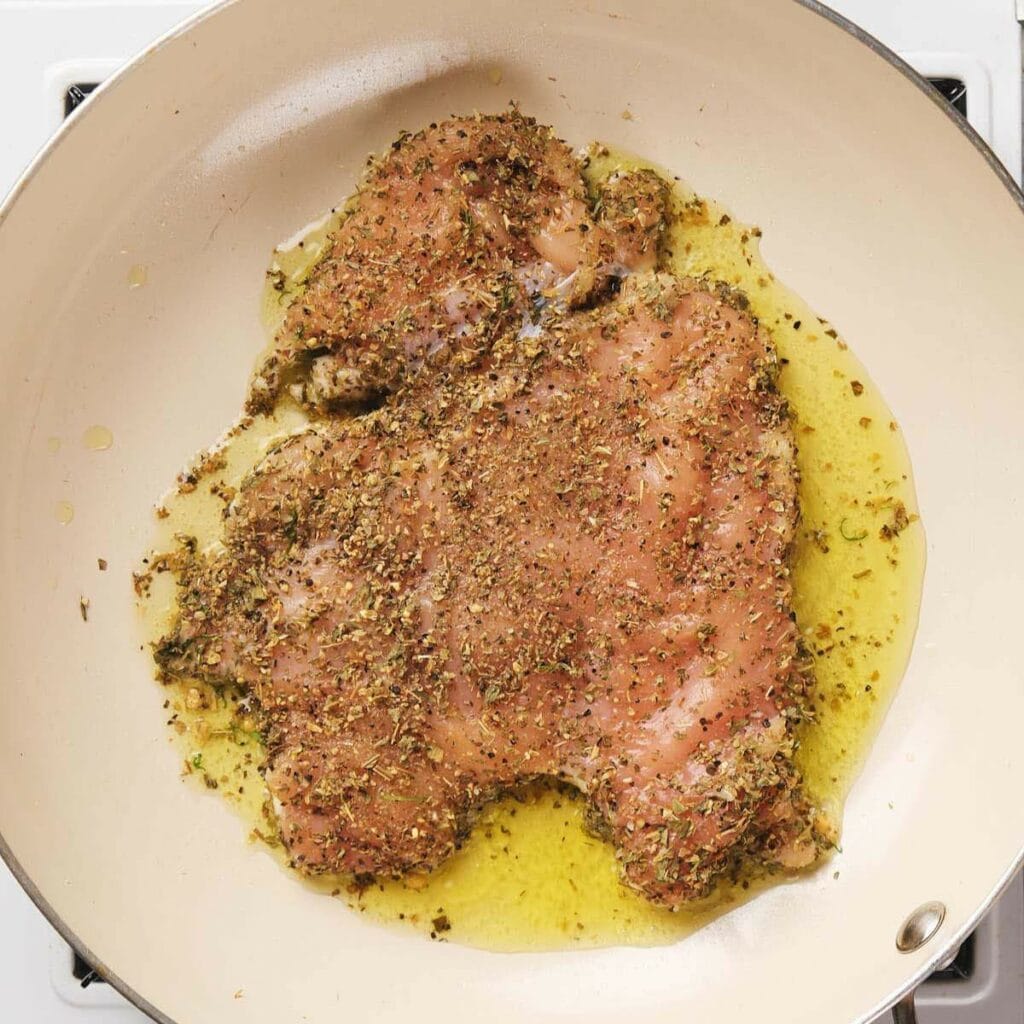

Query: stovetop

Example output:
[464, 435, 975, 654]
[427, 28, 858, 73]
[1, 1, 1022, 1021]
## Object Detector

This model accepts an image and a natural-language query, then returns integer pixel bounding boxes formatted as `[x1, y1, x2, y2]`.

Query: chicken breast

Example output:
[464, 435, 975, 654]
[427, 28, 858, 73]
[247, 109, 667, 413]
[158, 265, 819, 907]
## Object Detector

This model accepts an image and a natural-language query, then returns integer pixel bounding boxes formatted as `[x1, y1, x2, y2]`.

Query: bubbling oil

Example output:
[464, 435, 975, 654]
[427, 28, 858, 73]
[139, 145, 924, 952]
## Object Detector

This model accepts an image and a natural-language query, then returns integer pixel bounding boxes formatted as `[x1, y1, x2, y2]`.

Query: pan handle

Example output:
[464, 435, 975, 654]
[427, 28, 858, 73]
[891, 991, 917, 1024]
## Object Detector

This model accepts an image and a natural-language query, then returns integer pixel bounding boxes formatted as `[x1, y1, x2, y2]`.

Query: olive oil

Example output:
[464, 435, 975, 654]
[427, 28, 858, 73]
[139, 145, 924, 952]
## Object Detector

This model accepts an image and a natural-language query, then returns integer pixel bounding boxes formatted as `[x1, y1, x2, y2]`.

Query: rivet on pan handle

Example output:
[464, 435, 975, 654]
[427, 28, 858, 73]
[890, 901, 947, 1024]
[896, 901, 946, 953]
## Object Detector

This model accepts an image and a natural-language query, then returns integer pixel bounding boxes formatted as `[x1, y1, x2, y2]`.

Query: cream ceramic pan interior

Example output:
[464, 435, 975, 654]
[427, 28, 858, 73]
[2, 1, 1024, 1022]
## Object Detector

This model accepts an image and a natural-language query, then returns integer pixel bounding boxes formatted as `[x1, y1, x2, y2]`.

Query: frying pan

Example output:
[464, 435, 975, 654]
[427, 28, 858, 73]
[2, 1, 1023, 1021]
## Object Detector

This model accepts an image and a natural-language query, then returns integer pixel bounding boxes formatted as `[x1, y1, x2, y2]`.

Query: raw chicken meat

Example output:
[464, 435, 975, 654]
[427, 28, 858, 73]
[248, 110, 666, 413]
[156, 112, 821, 908]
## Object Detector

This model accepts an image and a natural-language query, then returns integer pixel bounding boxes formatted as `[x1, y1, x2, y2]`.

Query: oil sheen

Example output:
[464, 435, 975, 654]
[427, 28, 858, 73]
[139, 145, 924, 953]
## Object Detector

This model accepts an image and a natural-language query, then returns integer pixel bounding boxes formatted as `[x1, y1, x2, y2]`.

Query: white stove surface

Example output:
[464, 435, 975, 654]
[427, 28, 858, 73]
[1, 1, 1022, 1022]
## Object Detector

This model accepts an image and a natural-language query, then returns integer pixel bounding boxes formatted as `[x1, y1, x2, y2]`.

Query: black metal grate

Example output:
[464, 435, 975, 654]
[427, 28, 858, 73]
[63, 82, 98, 118]
[62, 79, 969, 124]
[927, 77, 967, 117]
[924, 932, 976, 983]
[71, 949, 106, 988]
[65, 930, 977, 988]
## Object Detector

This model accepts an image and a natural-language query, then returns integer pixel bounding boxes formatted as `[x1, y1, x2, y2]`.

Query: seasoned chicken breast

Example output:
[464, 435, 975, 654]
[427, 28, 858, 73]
[248, 110, 667, 413]
[159, 253, 819, 905]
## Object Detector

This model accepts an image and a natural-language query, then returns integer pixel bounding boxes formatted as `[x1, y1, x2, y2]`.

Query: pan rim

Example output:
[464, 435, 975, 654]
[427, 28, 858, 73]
[0, 1, 1021, 1022]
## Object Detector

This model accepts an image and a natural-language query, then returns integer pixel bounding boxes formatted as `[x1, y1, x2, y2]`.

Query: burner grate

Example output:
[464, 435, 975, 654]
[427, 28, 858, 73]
[924, 932, 975, 983]
[61, 79, 970, 125]
[71, 949, 106, 988]
[63, 81, 98, 118]
[927, 76, 968, 116]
